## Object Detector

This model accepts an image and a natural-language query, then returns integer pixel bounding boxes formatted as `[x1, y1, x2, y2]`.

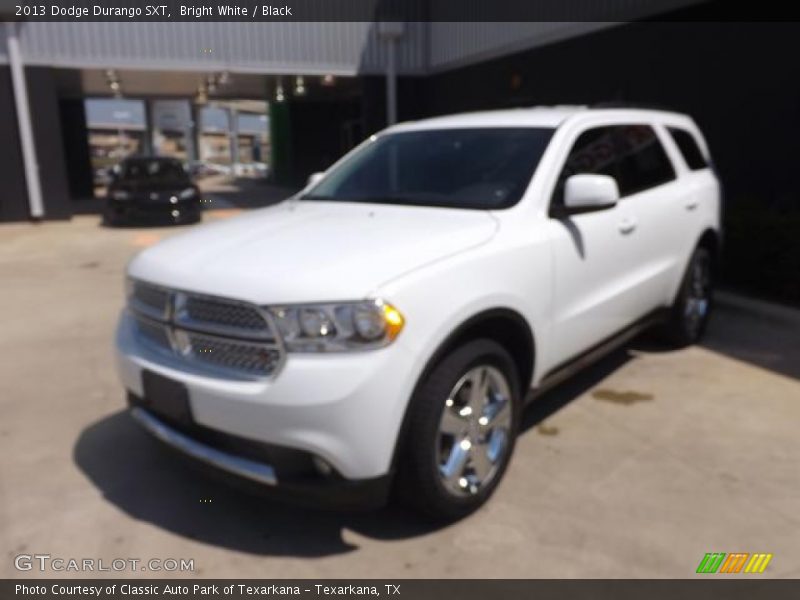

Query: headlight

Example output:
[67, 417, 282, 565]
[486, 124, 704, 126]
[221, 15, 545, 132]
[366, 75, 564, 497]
[179, 187, 196, 199]
[269, 300, 404, 352]
[111, 190, 130, 201]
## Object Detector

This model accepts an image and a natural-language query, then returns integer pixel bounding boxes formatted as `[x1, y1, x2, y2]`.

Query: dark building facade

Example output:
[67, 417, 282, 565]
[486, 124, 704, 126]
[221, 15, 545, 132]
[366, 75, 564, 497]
[1, 14, 799, 303]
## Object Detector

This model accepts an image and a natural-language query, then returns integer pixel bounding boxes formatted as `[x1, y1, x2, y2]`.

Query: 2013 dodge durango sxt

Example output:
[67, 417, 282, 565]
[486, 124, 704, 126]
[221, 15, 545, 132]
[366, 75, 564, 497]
[116, 106, 721, 519]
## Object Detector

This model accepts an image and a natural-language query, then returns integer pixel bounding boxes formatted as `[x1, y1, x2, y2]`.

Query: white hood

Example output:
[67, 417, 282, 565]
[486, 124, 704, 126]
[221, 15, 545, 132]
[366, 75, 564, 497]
[128, 200, 499, 304]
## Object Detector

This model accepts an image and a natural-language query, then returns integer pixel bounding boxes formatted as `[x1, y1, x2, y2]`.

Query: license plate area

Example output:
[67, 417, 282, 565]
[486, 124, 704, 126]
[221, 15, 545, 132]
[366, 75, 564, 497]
[141, 370, 193, 426]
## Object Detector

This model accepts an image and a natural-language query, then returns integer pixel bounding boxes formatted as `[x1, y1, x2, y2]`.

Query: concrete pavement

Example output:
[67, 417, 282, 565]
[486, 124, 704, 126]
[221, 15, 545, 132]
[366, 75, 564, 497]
[1, 214, 799, 578]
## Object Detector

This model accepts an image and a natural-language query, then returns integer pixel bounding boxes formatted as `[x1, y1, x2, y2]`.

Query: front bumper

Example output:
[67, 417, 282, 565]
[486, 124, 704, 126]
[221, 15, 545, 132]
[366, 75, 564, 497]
[105, 199, 201, 225]
[116, 310, 421, 483]
[128, 404, 392, 509]
[131, 405, 277, 485]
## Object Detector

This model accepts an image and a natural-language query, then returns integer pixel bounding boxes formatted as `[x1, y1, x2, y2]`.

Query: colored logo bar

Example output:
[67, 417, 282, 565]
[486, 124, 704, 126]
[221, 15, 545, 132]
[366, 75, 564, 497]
[696, 553, 773, 574]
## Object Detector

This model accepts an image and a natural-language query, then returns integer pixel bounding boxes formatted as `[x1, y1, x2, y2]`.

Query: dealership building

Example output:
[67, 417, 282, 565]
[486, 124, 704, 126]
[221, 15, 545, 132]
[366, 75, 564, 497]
[1, 1, 799, 223]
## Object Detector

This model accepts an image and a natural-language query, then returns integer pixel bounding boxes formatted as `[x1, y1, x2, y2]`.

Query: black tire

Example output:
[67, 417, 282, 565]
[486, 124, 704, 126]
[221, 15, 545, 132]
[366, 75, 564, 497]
[395, 339, 521, 521]
[661, 245, 714, 347]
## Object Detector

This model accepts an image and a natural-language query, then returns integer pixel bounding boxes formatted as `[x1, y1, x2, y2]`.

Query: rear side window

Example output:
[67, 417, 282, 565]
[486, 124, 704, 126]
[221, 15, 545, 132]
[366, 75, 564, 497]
[552, 124, 675, 205]
[668, 127, 708, 170]
[613, 125, 675, 196]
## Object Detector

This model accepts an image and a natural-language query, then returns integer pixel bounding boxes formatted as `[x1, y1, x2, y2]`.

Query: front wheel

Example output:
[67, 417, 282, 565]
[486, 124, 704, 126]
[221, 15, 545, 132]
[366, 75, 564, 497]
[395, 339, 520, 520]
[662, 245, 713, 347]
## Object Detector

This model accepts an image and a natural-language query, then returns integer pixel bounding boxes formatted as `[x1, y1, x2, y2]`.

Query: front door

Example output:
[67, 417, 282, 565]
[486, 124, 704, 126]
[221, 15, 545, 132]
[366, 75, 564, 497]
[548, 126, 645, 364]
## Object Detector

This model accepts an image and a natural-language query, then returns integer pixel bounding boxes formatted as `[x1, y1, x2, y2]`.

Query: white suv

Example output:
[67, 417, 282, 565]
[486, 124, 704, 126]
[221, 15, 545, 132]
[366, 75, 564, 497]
[116, 106, 721, 519]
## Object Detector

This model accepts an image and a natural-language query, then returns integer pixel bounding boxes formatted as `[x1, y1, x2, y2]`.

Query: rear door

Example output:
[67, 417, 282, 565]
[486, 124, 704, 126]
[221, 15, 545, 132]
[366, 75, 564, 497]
[608, 124, 681, 315]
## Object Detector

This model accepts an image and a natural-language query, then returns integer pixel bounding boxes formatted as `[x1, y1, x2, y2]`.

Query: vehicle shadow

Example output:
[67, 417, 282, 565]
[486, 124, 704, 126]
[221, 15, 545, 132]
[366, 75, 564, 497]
[700, 300, 800, 381]
[550, 301, 800, 383]
[73, 410, 442, 558]
[520, 345, 634, 432]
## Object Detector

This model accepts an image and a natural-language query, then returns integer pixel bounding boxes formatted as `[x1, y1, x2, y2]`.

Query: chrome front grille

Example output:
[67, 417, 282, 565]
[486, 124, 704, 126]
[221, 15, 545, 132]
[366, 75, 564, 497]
[186, 332, 282, 375]
[128, 280, 283, 378]
[129, 280, 169, 320]
[175, 294, 272, 339]
[134, 315, 171, 349]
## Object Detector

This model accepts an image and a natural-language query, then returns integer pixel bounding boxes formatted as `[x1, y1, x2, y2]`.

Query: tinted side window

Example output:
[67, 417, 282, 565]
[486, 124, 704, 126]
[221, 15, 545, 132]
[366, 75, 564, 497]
[668, 127, 708, 170]
[613, 125, 676, 196]
[552, 125, 675, 207]
[552, 126, 618, 206]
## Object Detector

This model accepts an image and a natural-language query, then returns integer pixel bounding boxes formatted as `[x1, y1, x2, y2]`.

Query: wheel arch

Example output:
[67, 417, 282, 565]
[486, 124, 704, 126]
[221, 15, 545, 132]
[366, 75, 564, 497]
[697, 228, 721, 273]
[389, 307, 536, 473]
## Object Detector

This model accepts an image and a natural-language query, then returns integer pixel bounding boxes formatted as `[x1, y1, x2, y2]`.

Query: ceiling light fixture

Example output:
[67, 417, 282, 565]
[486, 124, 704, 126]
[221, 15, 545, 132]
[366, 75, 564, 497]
[105, 70, 122, 97]
[195, 84, 208, 105]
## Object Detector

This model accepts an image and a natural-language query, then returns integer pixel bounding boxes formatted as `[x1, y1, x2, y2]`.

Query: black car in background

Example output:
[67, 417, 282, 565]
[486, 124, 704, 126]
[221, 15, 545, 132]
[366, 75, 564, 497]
[104, 157, 202, 226]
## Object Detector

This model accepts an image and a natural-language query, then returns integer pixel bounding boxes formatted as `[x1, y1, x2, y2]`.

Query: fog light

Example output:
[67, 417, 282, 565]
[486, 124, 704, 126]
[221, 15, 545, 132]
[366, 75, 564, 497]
[312, 456, 333, 477]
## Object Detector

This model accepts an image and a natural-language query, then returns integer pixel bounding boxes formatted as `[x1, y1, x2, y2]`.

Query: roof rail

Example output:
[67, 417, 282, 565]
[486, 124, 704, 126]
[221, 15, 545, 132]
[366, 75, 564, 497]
[591, 101, 675, 111]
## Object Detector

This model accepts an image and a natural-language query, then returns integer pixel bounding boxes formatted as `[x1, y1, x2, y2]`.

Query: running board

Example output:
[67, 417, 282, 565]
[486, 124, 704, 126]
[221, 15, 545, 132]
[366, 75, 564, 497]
[529, 309, 668, 401]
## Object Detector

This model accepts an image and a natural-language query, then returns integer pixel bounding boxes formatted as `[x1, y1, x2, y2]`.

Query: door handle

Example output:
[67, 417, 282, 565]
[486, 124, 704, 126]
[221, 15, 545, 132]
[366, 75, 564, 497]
[685, 200, 699, 211]
[618, 217, 637, 235]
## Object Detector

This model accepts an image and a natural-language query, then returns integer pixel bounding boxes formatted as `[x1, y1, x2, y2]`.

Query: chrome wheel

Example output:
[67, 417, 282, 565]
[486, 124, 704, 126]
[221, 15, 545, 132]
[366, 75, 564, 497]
[684, 252, 711, 337]
[436, 365, 513, 497]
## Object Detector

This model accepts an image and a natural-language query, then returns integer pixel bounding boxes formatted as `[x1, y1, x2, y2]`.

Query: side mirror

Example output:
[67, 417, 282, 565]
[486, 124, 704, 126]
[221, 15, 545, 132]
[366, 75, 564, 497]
[307, 172, 325, 187]
[563, 174, 619, 211]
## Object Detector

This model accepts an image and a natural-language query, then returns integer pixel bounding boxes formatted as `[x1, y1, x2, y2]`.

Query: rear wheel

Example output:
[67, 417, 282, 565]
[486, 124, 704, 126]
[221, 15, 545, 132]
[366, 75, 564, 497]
[662, 245, 713, 346]
[396, 339, 520, 520]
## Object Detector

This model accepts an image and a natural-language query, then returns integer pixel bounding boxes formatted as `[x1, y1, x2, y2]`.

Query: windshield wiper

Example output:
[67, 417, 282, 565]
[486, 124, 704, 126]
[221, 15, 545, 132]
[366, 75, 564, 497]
[302, 195, 420, 204]
[300, 194, 473, 209]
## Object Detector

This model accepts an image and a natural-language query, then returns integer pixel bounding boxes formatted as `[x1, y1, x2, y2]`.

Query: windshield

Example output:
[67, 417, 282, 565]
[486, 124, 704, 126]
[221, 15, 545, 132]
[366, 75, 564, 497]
[118, 159, 189, 183]
[303, 127, 554, 209]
